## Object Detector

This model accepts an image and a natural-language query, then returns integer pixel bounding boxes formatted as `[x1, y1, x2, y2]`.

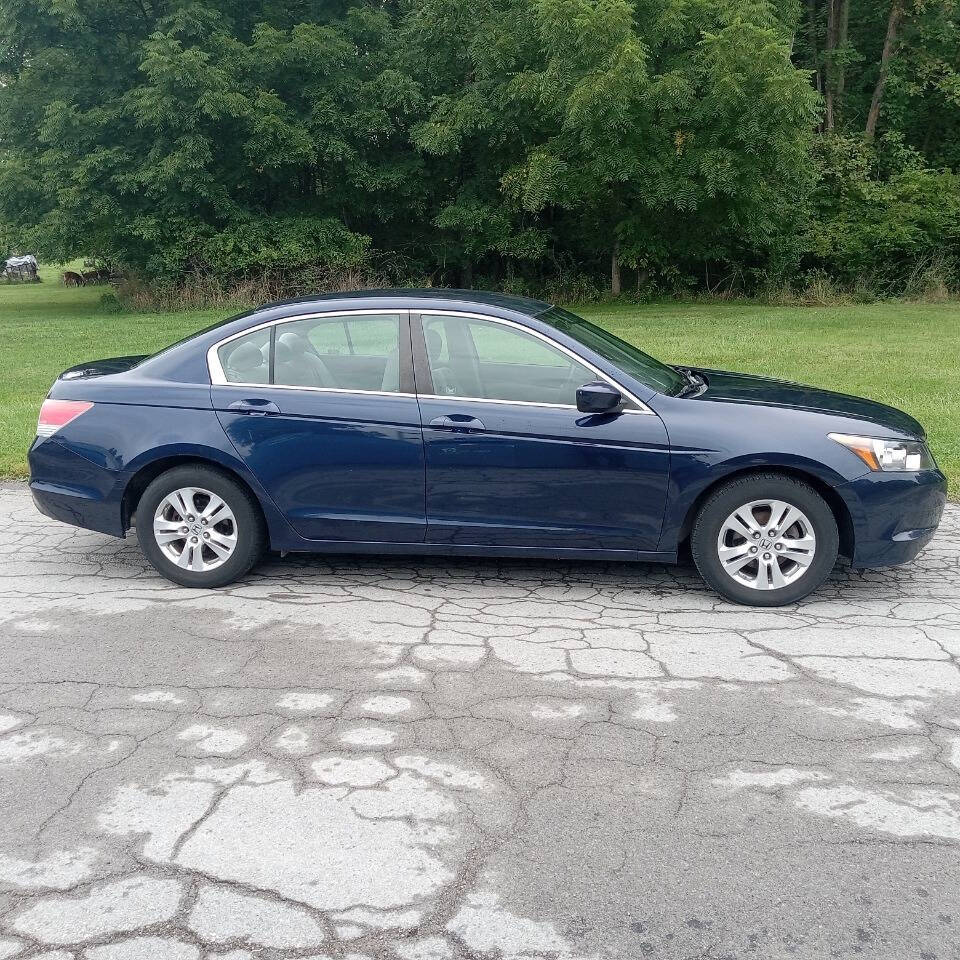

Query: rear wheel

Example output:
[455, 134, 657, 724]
[691, 473, 839, 606]
[136, 465, 265, 588]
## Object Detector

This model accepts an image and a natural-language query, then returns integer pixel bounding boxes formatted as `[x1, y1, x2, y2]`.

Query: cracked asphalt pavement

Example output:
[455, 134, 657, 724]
[0, 483, 959, 960]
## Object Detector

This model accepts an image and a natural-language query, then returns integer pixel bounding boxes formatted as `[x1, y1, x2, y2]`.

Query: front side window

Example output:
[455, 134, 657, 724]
[421, 315, 595, 406]
[218, 328, 270, 384]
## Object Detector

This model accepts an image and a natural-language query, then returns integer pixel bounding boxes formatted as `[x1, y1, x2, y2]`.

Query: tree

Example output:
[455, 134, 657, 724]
[414, 0, 818, 291]
[0, 0, 952, 294]
[792, 0, 959, 151]
[865, 0, 905, 138]
[0, 1, 414, 280]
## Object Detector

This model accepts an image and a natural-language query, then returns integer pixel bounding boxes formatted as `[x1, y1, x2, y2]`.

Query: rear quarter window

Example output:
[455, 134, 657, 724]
[218, 329, 270, 383]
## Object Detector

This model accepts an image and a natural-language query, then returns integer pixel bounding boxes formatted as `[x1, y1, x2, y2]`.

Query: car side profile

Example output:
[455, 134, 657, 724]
[29, 290, 946, 605]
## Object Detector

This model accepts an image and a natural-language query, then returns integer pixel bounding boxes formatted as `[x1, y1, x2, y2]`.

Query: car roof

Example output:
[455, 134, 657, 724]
[255, 288, 553, 316]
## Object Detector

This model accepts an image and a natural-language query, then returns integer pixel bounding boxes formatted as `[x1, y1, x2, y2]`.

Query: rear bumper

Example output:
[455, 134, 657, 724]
[835, 469, 947, 568]
[28, 437, 125, 537]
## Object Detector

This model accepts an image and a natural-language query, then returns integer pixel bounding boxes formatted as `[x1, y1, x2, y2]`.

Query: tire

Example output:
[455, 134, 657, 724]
[136, 465, 266, 588]
[690, 473, 839, 607]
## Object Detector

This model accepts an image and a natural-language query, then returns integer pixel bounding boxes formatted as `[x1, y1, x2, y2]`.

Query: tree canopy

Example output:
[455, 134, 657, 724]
[0, 0, 956, 296]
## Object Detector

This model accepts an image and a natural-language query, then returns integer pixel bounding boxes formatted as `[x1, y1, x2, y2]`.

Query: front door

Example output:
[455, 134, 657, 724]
[413, 312, 670, 552]
[212, 311, 426, 543]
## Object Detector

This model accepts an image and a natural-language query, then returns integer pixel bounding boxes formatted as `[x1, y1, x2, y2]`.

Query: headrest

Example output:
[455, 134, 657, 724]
[425, 329, 443, 356]
[278, 330, 309, 352]
[274, 337, 295, 364]
[228, 341, 265, 372]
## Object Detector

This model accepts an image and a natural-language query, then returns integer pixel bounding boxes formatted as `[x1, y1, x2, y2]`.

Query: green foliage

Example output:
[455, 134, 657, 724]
[0, 0, 954, 295]
[884, 1, 960, 169]
[0, 0, 408, 281]
[805, 135, 960, 289]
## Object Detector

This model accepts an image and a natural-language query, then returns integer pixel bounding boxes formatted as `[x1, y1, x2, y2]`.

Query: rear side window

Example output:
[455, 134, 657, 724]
[214, 314, 404, 392]
[305, 316, 398, 358]
[218, 329, 270, 384]
[275, 314, 403, 392]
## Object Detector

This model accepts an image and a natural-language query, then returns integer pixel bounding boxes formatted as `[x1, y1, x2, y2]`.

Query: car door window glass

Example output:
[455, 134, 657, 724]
[219, 328, 270, 384]
[421, 315, 594, 405]
[275, 314, 403, 392]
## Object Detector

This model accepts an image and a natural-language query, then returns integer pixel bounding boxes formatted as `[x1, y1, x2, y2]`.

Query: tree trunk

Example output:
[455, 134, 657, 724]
[836, 0, 850, 103]
[610, 243, 621, 296]
[824, 0, 837, 131]
[460, 257, 473, 289]
[865, 0, 904, 140]
[807, 0, 823, 101]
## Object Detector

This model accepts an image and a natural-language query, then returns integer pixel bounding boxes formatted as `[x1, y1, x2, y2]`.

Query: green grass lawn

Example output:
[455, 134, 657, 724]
[2, 268, 958, 498]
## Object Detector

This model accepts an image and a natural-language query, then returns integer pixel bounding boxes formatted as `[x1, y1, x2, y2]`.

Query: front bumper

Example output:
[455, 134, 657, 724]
[835, 469, 947, 568]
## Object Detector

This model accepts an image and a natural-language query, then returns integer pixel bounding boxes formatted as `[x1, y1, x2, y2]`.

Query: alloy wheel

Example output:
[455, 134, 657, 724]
[152, 486, 238, 572]
[716, 498, 817, 591]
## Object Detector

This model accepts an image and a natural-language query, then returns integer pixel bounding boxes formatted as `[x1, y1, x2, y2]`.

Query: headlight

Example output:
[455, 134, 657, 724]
[829, 433, 935, 472]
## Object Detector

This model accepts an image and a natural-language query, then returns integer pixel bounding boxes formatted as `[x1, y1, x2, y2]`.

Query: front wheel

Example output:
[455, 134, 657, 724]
[691, 474, 839, 606]
[136, 465, 265, 588]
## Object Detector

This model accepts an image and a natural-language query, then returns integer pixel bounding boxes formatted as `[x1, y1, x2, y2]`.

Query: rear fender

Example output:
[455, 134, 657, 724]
[38, 403, 296, 547]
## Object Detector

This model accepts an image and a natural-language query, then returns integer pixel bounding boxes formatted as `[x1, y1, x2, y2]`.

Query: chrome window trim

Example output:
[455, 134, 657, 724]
[207, 306, 655, 414]
[212, 382, 417, 399]
[415, 393, 650, 414]
[416, 310, 654, 414]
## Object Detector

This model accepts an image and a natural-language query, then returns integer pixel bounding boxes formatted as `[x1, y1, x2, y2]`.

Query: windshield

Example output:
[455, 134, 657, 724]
[539, 307, 686, 395]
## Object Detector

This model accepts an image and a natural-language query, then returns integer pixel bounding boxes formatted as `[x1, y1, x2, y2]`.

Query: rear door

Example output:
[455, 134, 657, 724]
[211, 310, 426, 543]
[413, 312, 671, 552]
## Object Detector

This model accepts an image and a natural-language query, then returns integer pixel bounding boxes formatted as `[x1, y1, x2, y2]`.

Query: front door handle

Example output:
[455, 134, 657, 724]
[429, 414, 486, 433]
[228, 398, 281, 416]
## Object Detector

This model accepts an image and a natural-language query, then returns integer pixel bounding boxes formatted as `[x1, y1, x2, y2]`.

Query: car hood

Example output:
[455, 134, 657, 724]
[691, 368, 925, 438]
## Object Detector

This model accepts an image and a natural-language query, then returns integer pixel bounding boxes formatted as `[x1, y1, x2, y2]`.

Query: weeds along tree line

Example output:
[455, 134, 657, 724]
[0, 0, 957, 300]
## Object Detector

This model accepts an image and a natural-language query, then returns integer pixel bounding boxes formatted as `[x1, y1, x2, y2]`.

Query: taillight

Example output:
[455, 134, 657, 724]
[36, 399, 94, 438]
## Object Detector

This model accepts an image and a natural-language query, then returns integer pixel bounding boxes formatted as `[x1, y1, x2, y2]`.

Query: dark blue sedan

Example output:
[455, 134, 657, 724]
[29, 290, 946, 605]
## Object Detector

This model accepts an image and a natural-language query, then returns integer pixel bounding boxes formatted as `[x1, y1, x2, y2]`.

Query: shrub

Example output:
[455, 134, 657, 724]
[804, 136, 960, 294]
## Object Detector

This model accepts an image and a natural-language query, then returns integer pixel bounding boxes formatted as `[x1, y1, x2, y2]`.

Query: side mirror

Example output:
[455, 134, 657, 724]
[576, 381, 622, 414]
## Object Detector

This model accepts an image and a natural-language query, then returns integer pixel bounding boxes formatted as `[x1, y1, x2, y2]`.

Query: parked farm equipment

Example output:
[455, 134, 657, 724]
[4, 255, 40, 282]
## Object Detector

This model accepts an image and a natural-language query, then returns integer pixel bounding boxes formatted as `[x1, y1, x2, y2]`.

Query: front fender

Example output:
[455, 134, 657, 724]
[657, 451, 852, 552]
[652, 394, 870, 552]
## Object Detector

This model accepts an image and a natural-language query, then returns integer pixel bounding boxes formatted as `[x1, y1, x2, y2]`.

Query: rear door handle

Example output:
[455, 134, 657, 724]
[228, 398, 281, 416]
[429, 414, 486, 432]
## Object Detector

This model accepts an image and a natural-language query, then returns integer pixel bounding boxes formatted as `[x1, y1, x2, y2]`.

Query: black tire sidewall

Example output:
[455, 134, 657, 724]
[691, 475, 839, 606]
[136, 466, 264, 588]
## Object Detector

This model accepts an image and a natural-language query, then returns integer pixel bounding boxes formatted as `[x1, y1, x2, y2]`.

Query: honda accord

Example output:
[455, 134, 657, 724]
[28, 290, 946, 605]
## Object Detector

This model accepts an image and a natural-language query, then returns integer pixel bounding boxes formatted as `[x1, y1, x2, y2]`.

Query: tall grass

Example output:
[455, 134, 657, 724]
[108, 257, 960, 313]
[114, 264, 404, 313]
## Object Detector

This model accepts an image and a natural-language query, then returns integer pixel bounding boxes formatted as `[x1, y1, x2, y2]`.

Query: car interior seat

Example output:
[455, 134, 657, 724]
[275, 331, 336, 388]
[380, 347, 400, 392]
[225, 340, 268, 383]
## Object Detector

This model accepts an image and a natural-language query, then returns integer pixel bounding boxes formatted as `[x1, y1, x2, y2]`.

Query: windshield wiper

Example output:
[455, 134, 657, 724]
[673, 367, 707, 398]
